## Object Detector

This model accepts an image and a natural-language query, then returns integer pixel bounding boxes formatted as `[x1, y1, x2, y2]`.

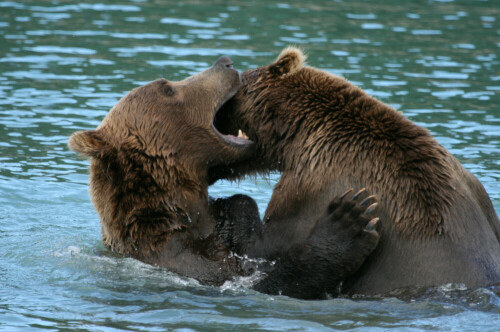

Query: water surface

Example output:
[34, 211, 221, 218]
[1, 0, 499, 331]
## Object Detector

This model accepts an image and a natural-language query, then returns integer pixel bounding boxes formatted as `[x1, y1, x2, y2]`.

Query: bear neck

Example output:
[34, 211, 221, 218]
[89, 147, 210, 256]
[240, 67, 457, 238]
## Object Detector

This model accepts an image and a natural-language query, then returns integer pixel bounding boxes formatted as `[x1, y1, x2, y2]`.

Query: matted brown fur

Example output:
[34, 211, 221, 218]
[68, 58, 255, 281]
[225, 50, 457, 239]
[214, 47, 500, 294]
[68, 57, 383, 297]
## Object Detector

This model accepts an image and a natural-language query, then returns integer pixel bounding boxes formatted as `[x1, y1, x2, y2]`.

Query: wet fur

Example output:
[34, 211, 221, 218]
[69, 63, 252, 285]
[214, 47, 500, 295]
[69, 63, 380, 298]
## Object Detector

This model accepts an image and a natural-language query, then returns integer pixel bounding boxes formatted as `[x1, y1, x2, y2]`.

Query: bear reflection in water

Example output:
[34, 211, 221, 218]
[69, 55, 380, 299]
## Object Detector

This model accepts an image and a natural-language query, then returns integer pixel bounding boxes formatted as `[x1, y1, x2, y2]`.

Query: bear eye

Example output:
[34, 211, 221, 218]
[162, 84, 175, 97]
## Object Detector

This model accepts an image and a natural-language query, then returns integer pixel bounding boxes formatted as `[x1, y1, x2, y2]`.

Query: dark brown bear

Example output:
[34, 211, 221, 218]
[69, 56, 380, 298]
[213, 47, 500, 295]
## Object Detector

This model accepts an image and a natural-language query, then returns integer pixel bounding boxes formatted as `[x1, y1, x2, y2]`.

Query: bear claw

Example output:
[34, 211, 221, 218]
[360, 195, 376, 207]
[365, 202, 378, 214]
[339, 188, 354, 200]
[365, 217, 379, 231]
[351, 188, 366, 200]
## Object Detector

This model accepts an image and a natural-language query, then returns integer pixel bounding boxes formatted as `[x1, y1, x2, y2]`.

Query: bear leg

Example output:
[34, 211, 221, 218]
[253, 189, 380, 299]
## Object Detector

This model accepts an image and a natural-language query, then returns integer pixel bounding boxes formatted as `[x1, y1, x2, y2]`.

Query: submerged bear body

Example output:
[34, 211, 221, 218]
[214, 47, 500, 295]
[69, 57, 257, 285]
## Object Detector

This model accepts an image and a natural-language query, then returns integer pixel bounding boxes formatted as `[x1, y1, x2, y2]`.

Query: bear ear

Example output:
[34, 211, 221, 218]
[68, 130, 108, 157]
[269, 46, 306, 77]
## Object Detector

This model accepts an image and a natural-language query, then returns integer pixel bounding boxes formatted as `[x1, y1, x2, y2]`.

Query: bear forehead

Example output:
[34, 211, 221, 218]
[125, 78, 171, 100]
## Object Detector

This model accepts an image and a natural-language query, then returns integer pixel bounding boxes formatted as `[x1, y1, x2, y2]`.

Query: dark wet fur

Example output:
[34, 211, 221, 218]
[68, 58, 381, 298]
[212, 47, 500, 295]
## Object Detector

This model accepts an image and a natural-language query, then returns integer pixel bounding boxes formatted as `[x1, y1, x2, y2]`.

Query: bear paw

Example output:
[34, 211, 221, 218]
[300, 188, 381, 285]
[252, 188, 381, 299]
[319, 187, 380, 250]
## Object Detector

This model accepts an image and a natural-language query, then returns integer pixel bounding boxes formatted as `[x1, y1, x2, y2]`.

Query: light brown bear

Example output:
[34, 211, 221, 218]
[69, 56, 381, 298]
[212, 47, 500, 296]
[69, 57, 256, 285]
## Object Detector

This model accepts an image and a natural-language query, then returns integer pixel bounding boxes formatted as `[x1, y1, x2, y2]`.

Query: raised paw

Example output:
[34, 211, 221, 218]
[322, 188, 380, 242]
[305, 188, 381, 274]
[268, 188, 382, 297]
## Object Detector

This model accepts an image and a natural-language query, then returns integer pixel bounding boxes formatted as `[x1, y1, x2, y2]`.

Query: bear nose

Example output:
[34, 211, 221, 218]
[214, 56, 234, 69]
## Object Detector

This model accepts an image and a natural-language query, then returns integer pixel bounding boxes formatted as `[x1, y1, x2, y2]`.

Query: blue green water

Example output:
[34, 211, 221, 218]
[0, 0, 499, 331]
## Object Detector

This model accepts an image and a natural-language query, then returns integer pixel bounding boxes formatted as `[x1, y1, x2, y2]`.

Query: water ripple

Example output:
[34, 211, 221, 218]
[109, 45, 271, 57]
[160, 17, 220, 28]
[30, 4, 141, 12]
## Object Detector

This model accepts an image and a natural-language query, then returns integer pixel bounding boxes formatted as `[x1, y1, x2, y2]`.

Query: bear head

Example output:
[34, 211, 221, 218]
[211, 47, 307, 181]
[68, 56, 254, 255]
[70, 56, 254, 176]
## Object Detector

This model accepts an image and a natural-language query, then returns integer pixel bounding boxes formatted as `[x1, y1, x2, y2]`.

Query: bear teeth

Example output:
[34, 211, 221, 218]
[237, 129, 249, 140]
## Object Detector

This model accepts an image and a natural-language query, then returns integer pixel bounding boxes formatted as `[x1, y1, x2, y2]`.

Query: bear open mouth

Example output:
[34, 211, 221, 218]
[212, 100, 253, 148]
[212, 119, 252, 148]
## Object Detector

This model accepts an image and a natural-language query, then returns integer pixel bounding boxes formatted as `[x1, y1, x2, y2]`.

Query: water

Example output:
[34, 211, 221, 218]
[0, 0, 499, 330]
